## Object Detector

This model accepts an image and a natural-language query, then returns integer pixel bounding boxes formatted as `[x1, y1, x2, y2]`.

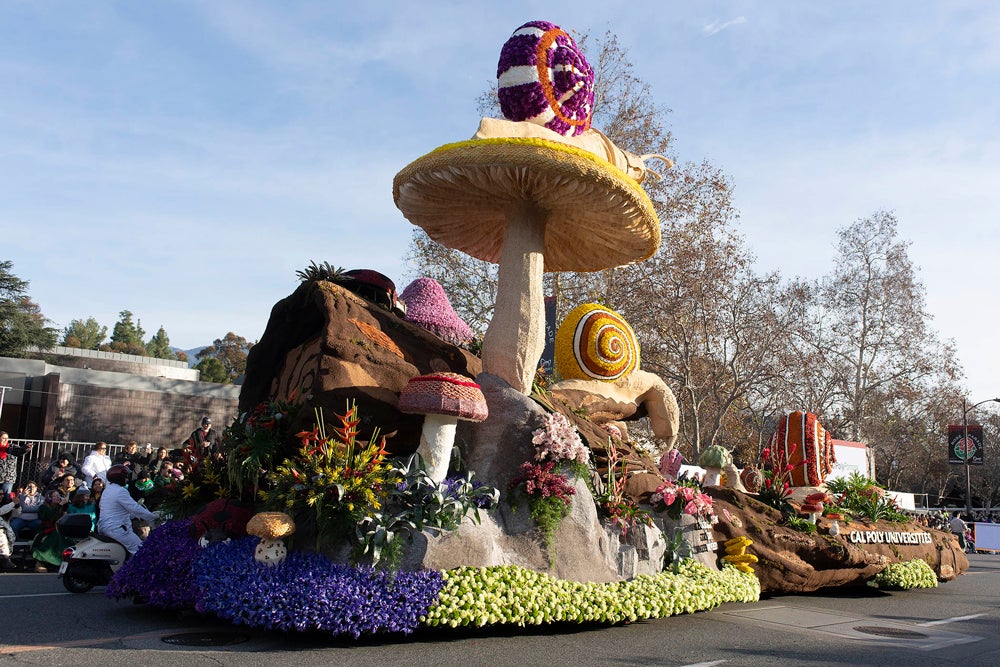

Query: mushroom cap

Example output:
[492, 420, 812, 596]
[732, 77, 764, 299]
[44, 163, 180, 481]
[805, 492, 830, 504]
[246, 511, 295, 540]
[800, 502, 824, 513]
[698, 445, 733, 470]
[393, 138, 660, 272]
[399, 277, 475, 346]
[825, 513, 843, 521]
[398, 372, 488, 422]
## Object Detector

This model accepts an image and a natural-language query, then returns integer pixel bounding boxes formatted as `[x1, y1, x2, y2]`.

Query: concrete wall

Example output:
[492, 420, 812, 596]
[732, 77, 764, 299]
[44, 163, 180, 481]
[0, 356, 240, 448]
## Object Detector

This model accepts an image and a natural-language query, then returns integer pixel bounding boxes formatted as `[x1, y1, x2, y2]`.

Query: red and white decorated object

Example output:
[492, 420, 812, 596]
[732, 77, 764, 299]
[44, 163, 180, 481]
[397, 372, 488, 422]
[768, 411, 836, 487]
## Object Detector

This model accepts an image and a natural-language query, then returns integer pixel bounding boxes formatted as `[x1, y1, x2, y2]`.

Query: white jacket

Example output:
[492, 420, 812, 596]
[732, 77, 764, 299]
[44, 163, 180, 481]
[96, 483, 156, 535]
[81, 451, 111, 484]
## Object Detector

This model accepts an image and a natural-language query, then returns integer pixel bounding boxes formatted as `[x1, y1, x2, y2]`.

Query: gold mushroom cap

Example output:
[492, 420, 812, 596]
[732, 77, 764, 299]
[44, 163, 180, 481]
[246, 511, 296, 540]
[393, 138, 660, 272]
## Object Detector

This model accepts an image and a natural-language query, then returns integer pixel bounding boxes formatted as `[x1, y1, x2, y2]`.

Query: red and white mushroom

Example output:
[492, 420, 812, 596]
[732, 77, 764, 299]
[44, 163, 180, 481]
[398, 372, 488, 483]
[825, 512, 844, 536]
[800, 502, 824, 524]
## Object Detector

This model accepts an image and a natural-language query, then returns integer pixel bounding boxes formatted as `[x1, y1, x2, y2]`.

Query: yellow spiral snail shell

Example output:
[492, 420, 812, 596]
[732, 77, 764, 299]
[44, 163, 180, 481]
[555, 303, 640, 382]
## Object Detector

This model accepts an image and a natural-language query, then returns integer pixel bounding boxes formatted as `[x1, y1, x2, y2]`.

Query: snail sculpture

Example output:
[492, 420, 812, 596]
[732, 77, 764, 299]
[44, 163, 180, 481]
[497, 20, 595, 137]
[554, 303, 640, 382]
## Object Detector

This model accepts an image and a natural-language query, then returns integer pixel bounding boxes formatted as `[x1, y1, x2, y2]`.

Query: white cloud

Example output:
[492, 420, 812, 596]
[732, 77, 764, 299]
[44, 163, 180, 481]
[702, 16, 747, 36]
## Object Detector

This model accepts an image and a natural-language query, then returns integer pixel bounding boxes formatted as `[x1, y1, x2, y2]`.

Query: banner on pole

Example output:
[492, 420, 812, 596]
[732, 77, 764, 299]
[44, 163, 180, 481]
[947, 424, 984, 465]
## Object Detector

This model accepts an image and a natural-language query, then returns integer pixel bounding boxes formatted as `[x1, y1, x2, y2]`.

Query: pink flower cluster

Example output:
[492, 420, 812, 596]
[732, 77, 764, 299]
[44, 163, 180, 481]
[650, 480, 715, 521]
[532, 412, 589, 465]
[515, 461, 576, 505]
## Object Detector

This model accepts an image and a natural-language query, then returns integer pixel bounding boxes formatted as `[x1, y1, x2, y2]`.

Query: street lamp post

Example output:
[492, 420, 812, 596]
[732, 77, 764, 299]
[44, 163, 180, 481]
[961, 397, 1000, 517]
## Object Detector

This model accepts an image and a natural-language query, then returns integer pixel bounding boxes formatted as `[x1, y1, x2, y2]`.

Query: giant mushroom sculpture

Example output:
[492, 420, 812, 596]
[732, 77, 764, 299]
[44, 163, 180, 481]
[393, 21, 661, 394]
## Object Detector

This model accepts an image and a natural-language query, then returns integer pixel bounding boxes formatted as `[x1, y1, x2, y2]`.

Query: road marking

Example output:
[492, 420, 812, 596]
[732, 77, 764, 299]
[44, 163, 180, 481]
[0, 593, 72, 599]
[678, 662, 726, 667]
[1, 627, 209, 654]
[917, 613, 985, 627]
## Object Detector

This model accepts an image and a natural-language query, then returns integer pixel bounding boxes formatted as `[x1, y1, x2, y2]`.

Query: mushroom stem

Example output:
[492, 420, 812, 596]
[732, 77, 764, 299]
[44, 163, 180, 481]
[417, 414, 459, 483]
[481, 202, 547, 394]
[703, 467, 722, 487]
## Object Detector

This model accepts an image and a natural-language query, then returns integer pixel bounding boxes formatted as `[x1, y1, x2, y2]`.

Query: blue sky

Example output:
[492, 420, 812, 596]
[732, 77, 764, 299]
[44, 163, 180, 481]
[2, 1, 999, 403]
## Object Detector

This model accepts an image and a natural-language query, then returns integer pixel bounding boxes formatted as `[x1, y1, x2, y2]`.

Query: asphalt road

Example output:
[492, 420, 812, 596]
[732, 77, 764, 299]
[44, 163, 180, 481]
[1, 554, 997, 667]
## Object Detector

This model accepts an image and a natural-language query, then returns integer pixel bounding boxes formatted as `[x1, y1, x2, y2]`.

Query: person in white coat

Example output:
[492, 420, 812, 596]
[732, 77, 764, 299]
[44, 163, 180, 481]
[80, 442, 112, 486]
[97, 465, 158, 555]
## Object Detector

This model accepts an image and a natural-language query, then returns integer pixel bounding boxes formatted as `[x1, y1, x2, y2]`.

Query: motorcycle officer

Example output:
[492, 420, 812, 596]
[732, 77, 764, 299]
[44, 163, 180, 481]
[97, 465, 158, 555]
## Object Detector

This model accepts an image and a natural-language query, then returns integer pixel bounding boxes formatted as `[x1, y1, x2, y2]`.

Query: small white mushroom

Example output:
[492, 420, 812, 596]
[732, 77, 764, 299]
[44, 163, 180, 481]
[398, 372, 488, 483]
[247, 512, 295, 566]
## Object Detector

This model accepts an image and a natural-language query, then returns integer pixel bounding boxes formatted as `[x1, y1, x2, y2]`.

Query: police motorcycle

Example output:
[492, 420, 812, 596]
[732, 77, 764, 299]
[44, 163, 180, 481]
[57, 466, 162, 594]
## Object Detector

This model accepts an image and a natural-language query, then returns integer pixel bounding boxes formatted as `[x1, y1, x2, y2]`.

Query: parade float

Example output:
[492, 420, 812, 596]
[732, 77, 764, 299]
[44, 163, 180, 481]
[107, 20, 967, 638]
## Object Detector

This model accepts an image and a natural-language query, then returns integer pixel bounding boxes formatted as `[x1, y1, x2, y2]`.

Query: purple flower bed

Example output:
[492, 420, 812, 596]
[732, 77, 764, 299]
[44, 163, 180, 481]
[106, 519, 201, 609]
[192, 538, 445, 638]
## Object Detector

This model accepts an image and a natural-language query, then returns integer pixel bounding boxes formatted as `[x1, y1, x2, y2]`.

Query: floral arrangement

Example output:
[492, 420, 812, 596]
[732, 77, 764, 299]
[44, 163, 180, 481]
[399, 277, 475, 347]
[650, 480, 716, 522]
[157, 445, 230, 518]
[721, 536, 758, 575]
[496, 20, 595, 137]
[767, 411, 836, 487]
[509, 461, 577, 555]
[222, 390, 306, 494]
[867, 558, 938, 590]
[755, 443, 800, 515]
[595, 438, 652, 535]
[531, 411, 589, 465]
[554, 303, 639, 382]
[424, 561, 759, 628]
[355, 454, 498, 567]
[114, 528, 758, 636]
[193, 538, 444, 637]
[106, 519, 201, 609]
[824, 472, 908, 523]
[264, 404, 399, 551]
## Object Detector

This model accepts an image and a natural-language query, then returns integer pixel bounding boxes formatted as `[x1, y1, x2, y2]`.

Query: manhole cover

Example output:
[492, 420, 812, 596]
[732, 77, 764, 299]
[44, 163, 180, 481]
[852, 625, 928, 639]
[161, 632, 250, 646]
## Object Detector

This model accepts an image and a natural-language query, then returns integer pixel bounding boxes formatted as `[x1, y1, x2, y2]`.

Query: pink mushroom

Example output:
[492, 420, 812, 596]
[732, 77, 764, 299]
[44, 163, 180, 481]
[398, 372, 488, 483]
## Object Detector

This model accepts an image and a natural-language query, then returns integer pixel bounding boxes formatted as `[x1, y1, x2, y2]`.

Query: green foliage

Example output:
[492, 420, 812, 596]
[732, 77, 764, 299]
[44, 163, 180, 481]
[196, 332, 251, 383]
[221, 391, 306, 494]
[194, 356, 228, 383]
[296, 260, 346, 283]
[826, 473, 909, 523]
[595, 438, 653, 535]
[157, 447, 229, 518]
[424, 561, 760, 628]
[867, 558, 938, 590]
[61, 316, 107, 349]
[785, 515, 818, 534]
[109, 309, 146, 355]
[354, 454, 499, 566]
[0, 260, 57, 357]
[146, 326, 177, 360]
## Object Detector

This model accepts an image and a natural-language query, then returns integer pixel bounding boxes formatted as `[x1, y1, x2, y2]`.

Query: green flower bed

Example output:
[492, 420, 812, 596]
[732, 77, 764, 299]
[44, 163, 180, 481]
[867, 558, 938, 590]
[423, 560, 760, 628]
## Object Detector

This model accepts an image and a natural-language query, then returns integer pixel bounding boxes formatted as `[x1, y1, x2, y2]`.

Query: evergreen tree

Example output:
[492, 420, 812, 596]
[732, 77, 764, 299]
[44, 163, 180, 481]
[108, 309, 147, 356]
[62, 316, 108, 349]
[0, 260, 57, 357]
[194, 356, 228, 383]
[146, 326, 176, 360]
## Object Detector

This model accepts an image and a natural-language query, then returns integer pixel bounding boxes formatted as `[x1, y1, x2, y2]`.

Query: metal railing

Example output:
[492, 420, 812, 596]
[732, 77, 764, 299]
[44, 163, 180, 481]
[4, 438, 127, 491]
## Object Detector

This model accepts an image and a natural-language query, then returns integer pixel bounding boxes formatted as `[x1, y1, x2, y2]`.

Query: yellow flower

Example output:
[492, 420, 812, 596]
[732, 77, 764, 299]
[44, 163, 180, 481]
[182, 482, 198, 499]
